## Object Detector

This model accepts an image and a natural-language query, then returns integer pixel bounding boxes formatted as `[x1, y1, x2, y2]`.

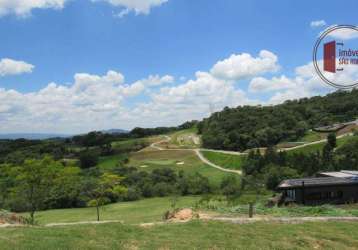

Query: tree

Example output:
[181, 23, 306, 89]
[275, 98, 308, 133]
[322, 134, 336, 170]
[86, 173, 127, 221]
[335, 136, 358, 170]
[79, 151, 99, 169]
[220, 176, 241, 202]
[327, 133, 337, 149]
[0, 164, 15, 209]
[11, 157, 60, 224]
[264, 164, 300, 190]
[46, 166, 82, 209]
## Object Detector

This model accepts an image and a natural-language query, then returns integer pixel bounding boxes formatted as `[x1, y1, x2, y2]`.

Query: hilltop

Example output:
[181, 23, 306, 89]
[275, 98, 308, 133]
[198, 89, 358, 151]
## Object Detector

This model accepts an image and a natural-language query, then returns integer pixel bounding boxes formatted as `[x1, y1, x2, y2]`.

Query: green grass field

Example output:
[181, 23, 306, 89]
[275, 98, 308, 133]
[300, 130, 327, 142]
[288, 135, 353, 155]
[111, 138, 147, 149]
[25, 196, 200, 225]
[129, 150, 235, 185]
[201, 151, 244, 170]
[97, 154, 128, 171]
[1, 220, 358, 249]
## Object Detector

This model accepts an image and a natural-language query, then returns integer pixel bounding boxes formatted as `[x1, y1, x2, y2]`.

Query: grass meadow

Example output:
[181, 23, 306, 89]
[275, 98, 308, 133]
[1, 220, 358, 249]
[22, 196, 200, 225]
[128, 150, 236, 185]
[201, 151, 244, 170]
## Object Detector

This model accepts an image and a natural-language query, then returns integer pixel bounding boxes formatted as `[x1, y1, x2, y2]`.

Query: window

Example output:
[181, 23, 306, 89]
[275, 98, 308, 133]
[286, 189, 296, 200]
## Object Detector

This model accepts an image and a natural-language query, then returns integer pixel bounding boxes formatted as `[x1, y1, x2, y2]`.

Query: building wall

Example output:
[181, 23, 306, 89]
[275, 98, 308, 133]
[290, 185, 358, 205]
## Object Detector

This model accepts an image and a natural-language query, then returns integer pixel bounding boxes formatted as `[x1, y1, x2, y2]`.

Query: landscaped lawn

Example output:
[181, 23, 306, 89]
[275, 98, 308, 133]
[23, 196, 200, 225]
[201, 150, 244, 170]
[1, 220, 358, 249]
[300, 130, 327, 142]
[111, 138, 147, 149]
[288, 135, 354, 155]
[129, 150, 235, 185]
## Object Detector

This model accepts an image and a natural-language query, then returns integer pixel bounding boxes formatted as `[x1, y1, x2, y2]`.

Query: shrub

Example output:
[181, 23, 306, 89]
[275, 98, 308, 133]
[79, 151, 99, 169]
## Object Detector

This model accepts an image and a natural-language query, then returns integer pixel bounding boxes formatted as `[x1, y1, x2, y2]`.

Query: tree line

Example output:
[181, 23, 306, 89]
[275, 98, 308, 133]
[198, 90, 358, 151]
[241, 132, 358, 192]
[0, 155, 232, 223]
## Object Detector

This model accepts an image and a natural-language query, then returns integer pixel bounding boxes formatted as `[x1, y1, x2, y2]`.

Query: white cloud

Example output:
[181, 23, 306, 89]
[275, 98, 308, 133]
[310, 20, 326, 28]
[4, 50, 345, 133]
[210, 50, 279, 80]
[119, 74, 174, 97]
[320, 25, 358, 40]
[0, 70, 178, 133]
[0, 0, 67, 17]
[328, 27, 358, 40]
[137, 74, 174, 87]
[249, 75, 297, 93]
[248, 60, 351, 104]
[0, 58, 34, 76]
[99, 0, 168, 17]
[132, 71, 256, 126]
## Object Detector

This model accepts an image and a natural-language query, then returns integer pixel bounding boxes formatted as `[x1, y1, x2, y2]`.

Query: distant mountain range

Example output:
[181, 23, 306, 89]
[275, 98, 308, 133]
[0, 129, 129, 140]
[101, 129, 129, 134]
[0, 133, 72, 140]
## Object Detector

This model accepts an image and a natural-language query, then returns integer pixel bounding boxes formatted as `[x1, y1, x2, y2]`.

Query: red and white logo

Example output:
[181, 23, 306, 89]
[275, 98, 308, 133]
[313, 25, 358, 89]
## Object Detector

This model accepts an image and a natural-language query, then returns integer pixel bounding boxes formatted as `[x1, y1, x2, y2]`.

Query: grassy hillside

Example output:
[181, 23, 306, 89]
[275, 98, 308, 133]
[201, 151, 244, 170]
[129, 150, 235, 185]
[300, 130, 327, 142]
[24, 196, 200, 225]
[199, 90, 358, 151]
[1, 221, 358, 249]
[97, 154, 128, 171]
[288, 135, 353, 155]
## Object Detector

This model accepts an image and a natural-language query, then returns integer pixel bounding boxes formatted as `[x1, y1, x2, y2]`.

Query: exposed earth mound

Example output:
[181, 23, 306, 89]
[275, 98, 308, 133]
[164, 208, 198, 221]
[0, 210, 27, 226]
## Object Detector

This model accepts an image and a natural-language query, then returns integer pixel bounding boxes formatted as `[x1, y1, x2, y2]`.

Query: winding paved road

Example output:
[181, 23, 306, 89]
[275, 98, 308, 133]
[278, 133, 353, 152]
[150, 135, 242, 174]
[148, 132, 354, 176]
[194, 149, 242, 174]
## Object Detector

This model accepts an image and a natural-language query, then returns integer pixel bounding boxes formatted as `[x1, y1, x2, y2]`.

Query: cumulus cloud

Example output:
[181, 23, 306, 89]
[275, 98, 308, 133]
[210, 50, 279, 80]
[0, 58, 34, 76]
[0, 0, 67, 17]
[3, 50, 341, 133]
[249, 75, 297, 93]
[119, 74, 174, 97]
[132, 71, 256, 126]
[327, 27, 358, 40]
[310, 20, 326, 28]
[1, 50, 271, 133]
[0, 70, 176, 133]
[98, 0, 168, 17]
[319, 25, 358, 40]
[137, 74, 174, 87]
[248, 60, 348, 104]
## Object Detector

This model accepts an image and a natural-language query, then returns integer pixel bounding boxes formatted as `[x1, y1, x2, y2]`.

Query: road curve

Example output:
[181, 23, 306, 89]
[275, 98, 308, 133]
[148, 135, 242, 175]
[147, 132, 354, 175]
[194, 149, 242, 175]
[278, 133, 353, 152]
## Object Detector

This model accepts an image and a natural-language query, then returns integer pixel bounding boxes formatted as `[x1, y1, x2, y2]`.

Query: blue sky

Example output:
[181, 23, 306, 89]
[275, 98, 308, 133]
[0, 0, 357, 134]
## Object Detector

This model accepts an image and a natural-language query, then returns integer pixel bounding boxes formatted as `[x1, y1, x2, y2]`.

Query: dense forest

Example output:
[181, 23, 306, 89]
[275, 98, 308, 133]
[198, 90, 358, 151]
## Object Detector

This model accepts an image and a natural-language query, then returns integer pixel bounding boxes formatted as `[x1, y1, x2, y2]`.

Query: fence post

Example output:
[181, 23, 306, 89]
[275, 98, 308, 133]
[249, 203, 254, 218]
